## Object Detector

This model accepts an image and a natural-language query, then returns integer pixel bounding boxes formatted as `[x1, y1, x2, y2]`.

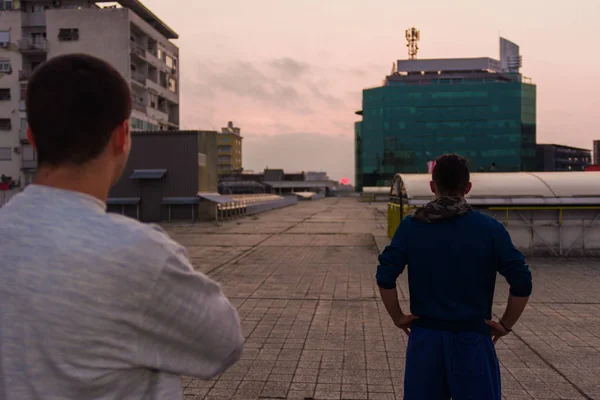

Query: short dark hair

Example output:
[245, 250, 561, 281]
[432, 154, 470, 195]
[27, 53, 132, 166]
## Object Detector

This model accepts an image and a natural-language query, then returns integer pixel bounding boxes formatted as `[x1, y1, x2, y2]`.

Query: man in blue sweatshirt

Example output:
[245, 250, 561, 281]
[376, 154, 532, 400]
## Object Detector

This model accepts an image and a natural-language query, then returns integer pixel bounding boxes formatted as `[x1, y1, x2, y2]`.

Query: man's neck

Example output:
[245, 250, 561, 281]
[33, 165, 112, 203]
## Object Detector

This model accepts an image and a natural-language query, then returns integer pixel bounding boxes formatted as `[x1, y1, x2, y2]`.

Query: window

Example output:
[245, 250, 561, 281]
[0, 147, 12, 161]
[157, 48, 164, 61]
[22, 145, 36, 161]
[0, 119, 11, 130]
[165, 55, 173, 69]
[168, 77, 177, 93]
[0, 1, 14, 11]
[0, 89, 10, 100]
[58, 28, 79, 41]
[130, 117, 159, 132]
[20, 118, 27, 132]
[149, 92, 158, 109]
[0, 59, 11, 73]
[0, 30, 9, 47]
[20, 83, 27, 100]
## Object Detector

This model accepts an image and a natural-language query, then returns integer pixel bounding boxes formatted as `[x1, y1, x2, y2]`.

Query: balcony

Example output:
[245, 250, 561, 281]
[18, 38, 47, 54]
[19, 70, 33, 81]
[131, 44, 146, 60]
[19, 127, 29, 143]
[21, 159, 37, 170]
[133, 100, 146, 113]
[131, 71, 147, 86]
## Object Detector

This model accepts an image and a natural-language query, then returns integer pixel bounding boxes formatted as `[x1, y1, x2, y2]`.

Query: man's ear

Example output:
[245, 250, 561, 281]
[430, 180, 436, 194]
[464, 182, 473, 195]
[112, 120, 129, 154]
[26, 126, 36, 150]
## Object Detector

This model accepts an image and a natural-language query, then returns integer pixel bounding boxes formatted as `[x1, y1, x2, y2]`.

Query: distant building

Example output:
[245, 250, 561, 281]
[536, 144, 591, 172]
[218, 168, 336, 196]
[0, 0, 180, 187]
[355, 37, 536, 190]
[108, 130, 218, 222]
[306, 171, 329, 181]
[594, 140, 600, 165]
[217, 121, 243, 175]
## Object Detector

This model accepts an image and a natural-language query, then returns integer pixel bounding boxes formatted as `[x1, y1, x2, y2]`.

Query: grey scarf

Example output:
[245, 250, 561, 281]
[412, 197, 472, 224]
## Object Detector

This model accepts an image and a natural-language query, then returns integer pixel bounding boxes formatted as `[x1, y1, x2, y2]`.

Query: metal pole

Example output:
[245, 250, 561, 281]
[558, 209, 563, 256]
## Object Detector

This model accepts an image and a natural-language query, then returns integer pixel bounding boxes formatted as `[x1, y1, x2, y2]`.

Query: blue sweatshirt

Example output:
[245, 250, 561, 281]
[376, 211, 532, 332]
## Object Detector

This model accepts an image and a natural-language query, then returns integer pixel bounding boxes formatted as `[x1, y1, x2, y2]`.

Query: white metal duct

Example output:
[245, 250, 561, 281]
[391, 172, 600, 206]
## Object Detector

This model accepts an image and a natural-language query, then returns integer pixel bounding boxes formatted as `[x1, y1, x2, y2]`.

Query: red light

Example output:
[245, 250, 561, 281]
[340, 178, 350, 185]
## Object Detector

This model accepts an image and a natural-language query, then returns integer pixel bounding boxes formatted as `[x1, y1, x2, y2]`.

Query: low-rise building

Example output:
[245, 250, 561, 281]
[217, 121, 242, 175]
[536, 144, 591, 172]
[218, 168, 336, 196]
[108, 130, 218, 222]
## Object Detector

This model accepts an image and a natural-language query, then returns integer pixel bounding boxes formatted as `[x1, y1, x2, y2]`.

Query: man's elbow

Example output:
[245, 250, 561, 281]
[375, 267, 397, 290]
[204, 329, 246, 379]
[509, 282, 532, 298]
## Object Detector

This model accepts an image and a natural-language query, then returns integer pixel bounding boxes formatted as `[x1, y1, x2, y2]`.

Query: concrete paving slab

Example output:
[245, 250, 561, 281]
[168, 198, 600, 400]
[173, 233, 269, 247]
[260, 234, 374, 248]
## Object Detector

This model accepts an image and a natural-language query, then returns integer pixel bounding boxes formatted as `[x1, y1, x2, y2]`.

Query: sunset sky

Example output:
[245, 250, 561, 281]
[141, 0, 600, 181]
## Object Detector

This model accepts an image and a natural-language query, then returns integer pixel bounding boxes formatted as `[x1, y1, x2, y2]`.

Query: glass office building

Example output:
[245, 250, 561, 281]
[355, 38, 537, 190]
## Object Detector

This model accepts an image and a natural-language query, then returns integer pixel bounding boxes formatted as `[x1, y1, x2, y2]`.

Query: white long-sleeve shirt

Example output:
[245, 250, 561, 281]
[0, 184, 244, 400]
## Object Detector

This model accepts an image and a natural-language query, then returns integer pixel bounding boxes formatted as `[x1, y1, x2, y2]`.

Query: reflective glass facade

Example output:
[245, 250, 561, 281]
[355, 75, 536, 190]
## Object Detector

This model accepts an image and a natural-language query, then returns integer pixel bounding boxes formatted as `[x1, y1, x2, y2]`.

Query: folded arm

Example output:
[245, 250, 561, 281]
[135, 245, 245, 379]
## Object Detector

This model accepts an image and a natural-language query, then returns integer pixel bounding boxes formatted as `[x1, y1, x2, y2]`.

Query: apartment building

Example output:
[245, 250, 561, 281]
[217, 121, 243, 175]
[0, 0, 179, 186]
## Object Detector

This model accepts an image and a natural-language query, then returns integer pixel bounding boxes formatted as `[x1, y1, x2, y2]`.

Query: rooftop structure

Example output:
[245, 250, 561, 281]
[388, 172, 600, 256]
[394, 37, 522, 75]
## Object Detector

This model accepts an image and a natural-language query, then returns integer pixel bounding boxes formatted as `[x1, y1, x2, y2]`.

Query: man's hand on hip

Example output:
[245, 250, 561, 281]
[394, 314, 419, 336]
[485, 320, 511, 344]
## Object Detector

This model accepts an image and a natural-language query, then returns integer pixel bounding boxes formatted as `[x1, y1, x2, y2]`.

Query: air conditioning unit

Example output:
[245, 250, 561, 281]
[0, 42, 9, 49]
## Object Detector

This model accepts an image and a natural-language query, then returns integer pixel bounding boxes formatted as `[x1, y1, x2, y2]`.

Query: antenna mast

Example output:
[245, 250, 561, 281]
[405, 27, 420, 60]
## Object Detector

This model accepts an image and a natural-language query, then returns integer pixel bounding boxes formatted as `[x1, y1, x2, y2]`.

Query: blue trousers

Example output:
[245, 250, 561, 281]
[404, 327, 501, 400]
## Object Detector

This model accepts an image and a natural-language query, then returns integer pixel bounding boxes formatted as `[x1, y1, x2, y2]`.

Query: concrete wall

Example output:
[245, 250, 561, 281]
[478, 208, 600, 257]
[245, 196, 298, 216]
[111, 131, 200, 199]
[46, 8, 130, 78]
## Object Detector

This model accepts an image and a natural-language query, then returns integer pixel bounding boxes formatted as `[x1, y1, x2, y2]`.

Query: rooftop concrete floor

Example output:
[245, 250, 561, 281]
[163, 198, 600, 400]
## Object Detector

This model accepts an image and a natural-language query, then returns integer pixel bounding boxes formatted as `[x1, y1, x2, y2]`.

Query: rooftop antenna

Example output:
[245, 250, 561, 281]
[405, 27, 420, 60]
